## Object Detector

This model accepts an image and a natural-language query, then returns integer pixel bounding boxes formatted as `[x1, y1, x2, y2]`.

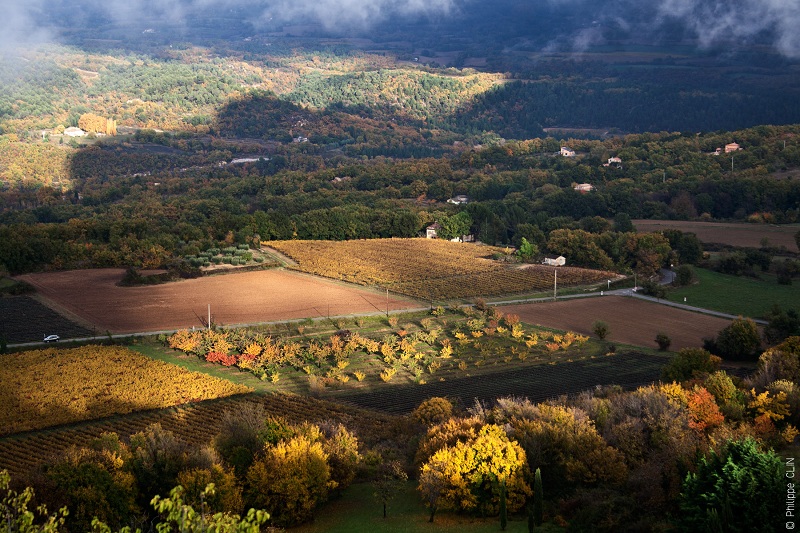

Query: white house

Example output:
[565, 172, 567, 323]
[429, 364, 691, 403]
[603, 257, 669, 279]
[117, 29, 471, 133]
[63, 127, 86, 137]
[573, 183, 594, 193]
[542, 255, 566, 266]
[426, 223, 441, 239]
[447, 195, 469, 205]
[560, 146, 576, 157]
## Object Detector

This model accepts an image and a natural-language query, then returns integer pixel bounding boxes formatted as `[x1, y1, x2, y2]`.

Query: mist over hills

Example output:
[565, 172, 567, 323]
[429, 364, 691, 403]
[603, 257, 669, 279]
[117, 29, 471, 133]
[6, 0, 800, 58]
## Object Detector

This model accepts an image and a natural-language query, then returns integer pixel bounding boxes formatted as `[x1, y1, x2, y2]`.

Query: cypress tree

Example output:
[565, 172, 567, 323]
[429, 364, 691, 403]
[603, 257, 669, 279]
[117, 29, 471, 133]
[533, 467, 543, 527]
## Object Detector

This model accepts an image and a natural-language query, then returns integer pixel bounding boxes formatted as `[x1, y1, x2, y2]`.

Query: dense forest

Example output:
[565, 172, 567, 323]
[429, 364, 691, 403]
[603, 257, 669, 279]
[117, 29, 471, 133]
[0, 26, 798, 276]
[1, 121, 799, 275]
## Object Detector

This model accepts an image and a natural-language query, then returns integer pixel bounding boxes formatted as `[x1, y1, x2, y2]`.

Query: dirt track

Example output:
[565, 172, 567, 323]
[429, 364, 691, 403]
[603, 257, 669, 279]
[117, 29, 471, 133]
[505, 296, 735, 351]
[17, 269, 418, 334]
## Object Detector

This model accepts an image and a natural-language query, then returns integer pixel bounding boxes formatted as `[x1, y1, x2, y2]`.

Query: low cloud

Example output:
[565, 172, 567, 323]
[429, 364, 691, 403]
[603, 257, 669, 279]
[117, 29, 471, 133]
[1, 0, 799, 59]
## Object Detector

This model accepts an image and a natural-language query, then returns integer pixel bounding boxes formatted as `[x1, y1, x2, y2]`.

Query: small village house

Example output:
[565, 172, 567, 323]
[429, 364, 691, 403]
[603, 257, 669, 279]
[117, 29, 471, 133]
[725, 142, 741, 153]
[543, 255, 566, 266]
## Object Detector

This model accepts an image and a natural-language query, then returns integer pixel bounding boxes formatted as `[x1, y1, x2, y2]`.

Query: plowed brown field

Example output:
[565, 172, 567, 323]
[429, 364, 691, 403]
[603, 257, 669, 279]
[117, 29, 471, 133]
[634, 219, 799, 251]
[17, 269, 417, 334]
[504, 296, 735, 351]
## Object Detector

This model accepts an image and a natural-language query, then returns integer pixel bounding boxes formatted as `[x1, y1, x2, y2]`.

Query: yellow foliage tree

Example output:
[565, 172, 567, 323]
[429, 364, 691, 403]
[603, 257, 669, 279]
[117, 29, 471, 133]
[418, 424, 530, 522]
[246, 435, 333, 527]
[749, 389, 791, 421]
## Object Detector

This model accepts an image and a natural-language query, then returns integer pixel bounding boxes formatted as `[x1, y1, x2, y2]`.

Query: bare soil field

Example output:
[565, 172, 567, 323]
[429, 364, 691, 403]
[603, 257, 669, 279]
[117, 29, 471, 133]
[634, 219, 799, 252]
[16, 269, 417, 335]
[504, 296, 735, 351]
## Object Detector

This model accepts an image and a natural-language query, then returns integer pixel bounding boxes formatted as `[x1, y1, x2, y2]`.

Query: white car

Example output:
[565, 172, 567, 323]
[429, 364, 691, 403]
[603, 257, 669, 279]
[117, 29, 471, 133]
[43, 334, 60, 343]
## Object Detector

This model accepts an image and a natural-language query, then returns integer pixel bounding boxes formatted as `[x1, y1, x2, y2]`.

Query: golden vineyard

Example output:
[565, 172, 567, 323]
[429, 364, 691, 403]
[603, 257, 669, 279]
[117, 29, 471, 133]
[0, 345, 252, 435]
[268, 238, 616, 299]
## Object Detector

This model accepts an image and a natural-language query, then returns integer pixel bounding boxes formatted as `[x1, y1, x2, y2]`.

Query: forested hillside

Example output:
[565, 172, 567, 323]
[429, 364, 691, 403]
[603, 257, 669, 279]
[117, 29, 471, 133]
[1, 122, 799, 274]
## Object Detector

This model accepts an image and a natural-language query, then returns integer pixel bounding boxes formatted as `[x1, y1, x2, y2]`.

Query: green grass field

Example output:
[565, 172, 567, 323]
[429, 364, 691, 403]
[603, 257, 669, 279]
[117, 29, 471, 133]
[292, 481, 564, 533]
[666, 268, 800, 318]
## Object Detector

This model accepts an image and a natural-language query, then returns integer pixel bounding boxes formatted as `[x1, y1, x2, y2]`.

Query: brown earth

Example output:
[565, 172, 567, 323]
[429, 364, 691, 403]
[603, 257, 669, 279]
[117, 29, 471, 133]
[634, 219, 799, 252]
[504, 296, 735, 351]
[16, 269, 418, 334]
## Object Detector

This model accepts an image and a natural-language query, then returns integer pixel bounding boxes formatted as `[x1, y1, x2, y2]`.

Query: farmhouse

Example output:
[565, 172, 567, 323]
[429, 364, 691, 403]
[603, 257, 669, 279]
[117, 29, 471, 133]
[447, 195, 470, 205]
[63, 127, 86, 137]
[560, 146, 576, 157]
[543, 255, 566, 266]
[426, 223, 441, 239]
[725, 142, 741, 153]
[573, 183, 594, 193]
[604, 156, 622, 168]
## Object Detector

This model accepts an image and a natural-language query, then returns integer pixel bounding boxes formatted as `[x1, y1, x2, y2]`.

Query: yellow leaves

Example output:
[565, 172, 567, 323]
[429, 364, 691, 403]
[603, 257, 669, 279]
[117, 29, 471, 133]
[380, 342, 395, 358]
[243, 342, 262, 358]
[418, 424, 529, 514]
[749, 388, 790, 421]
[0, 346, 251, 435]
[380, 368, 397, 382]
[659, 382, 689, 407]
[783, 425, 800, 444]
[269, 239, 613, 300]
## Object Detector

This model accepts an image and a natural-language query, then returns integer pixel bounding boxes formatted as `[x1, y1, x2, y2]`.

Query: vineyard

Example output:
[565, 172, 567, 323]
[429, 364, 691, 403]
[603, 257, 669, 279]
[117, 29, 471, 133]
[0, 295, 94, 343]
[268, 238, 616, 299]
[0, 345, 252, 435]
[0, 393, 397, 480]
[332, 350, 668, 414]
[162, 306, 627, 401]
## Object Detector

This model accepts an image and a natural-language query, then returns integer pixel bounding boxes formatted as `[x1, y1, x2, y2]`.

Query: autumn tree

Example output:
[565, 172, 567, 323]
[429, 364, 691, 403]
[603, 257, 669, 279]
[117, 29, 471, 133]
[686, 386, 725, 432]
[412, 397, 454, 427]
[128, 424, 214, 510]
[245, 434, 332, 527]
[38, 438, 137, 533]
[176, 465, 244, 515]
[418, 424, 530, 522]
[509, 403, 627, 492]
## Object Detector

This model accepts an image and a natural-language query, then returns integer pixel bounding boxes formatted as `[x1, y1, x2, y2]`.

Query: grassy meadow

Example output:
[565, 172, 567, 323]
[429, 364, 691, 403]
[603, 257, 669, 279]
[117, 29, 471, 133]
[666, 267, 800, 318]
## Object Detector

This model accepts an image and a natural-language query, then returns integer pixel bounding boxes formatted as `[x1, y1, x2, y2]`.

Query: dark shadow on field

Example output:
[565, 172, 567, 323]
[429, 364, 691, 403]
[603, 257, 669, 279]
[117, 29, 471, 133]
[0, 296, 93, 344]
[330, 351, 669, 414]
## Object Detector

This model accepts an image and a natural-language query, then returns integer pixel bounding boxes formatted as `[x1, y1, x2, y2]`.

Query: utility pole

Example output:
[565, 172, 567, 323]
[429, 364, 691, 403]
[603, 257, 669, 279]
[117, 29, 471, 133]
[553, 269, 557, 301]
[386, 288, 389, 317]
[207, 304, 211, 330]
